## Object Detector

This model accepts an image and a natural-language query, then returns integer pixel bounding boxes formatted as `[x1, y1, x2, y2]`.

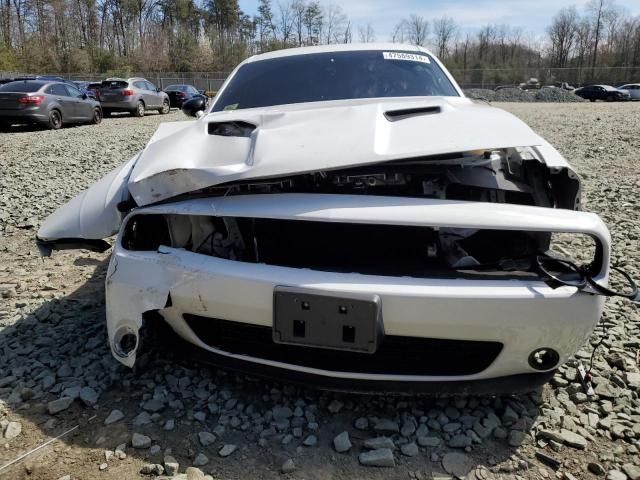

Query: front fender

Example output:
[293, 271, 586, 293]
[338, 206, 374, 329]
[36, 153, 140, 255]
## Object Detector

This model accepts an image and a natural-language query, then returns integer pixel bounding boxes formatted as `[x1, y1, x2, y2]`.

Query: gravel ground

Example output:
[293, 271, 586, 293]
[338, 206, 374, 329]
[465, 88, 586, 103]
[0, 103, 639, 480]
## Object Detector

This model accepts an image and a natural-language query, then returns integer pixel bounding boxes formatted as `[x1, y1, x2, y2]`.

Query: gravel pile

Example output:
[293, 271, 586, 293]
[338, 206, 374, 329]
[0, 104, 639, 479]
[465, 88, 585, 103]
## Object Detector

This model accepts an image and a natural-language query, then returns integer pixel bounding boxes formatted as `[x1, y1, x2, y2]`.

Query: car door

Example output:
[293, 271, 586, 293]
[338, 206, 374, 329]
[129, 81, 145, 106]
[65, 84, 93, 121]
[47, 83, 75, 119]
[145, 81, 161, 108]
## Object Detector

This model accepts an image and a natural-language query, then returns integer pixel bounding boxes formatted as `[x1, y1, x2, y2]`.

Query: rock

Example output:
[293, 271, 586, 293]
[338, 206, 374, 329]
[364, 437, 395, 450]
[442, 452, 475, 478]
[588, 463, 606, 476]
[131, 432, 152, 449]
[354, 417, 369, 430]
[281, 458, 296, 474]
[140, 463, 164, 475]
[163, 419, 175, 431]
[537, 429, 565, 444]
[99, 463, 108, 471]
[48, 397, 73, 415]
[198, 431, 216, 446]
[559, 429, 588, 449]
[104, 409, 124, 425]
[358, 448, 396, 467]
[218, 444, 237, 457]
[327, 399, 344, 413]
[606, 471, 628, 480]
[447, 433, 472, 448]
[272, 406, 293, 420]
[508, 430, 528, 447]
[193, 453, 209, 466]
[4, 421, 21, 439]
[622, 465, 640, 480]
[374, 418, 400, 434]
[193, 411, 206, 422]
[303, 434, 318, 447]
[625, 372, 640, 389]
[142, 399, 164, 412]
[401, 420, 417, 437]
[417, 435, 441, 447]
[502, 406, 519, 424]
[149, 445, 161, 455]
[132, 411, 152, 426]
[79, 386, 99, 406]
[186, 466, 206, 480]
[443, 422, 462, 434]
[333, 431, 352, 452]
[400, 442, 419, 457]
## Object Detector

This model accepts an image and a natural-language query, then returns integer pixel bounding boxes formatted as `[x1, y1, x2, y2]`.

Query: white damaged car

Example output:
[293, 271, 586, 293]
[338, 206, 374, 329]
[37, 44, 628, 393]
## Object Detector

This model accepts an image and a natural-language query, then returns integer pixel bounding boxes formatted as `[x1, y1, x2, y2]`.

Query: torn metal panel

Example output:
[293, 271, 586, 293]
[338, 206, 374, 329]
[36, 153, 140, 246]
[127, 97, 551, 206]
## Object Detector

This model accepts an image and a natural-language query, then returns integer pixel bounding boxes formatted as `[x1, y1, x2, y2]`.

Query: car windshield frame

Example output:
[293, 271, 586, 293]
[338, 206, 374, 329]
[211, 50, 460, 112]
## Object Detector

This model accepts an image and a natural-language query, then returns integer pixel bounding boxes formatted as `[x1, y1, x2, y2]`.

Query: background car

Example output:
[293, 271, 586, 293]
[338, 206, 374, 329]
[163, 84, 207, 108]
[73, 81, 101, 99]
[98, 77, 170, 117]
[617, 83, 640, 100]
[0, 80, 102, 129]
[574, 84, 631, 102]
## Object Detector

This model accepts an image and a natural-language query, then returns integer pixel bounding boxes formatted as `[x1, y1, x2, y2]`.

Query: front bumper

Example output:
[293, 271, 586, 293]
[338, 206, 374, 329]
[105, 194, 609, 389]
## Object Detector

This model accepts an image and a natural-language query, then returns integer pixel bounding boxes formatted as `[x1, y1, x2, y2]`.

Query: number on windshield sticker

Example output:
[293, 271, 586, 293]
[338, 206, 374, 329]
[382, 52, 431, 64]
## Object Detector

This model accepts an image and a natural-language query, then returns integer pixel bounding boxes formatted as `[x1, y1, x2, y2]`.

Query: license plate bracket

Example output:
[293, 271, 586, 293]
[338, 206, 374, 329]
[273, 286, 383, 354]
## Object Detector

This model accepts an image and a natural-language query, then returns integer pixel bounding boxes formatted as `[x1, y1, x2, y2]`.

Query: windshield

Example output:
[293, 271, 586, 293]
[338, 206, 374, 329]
[212, 50, 459, 112]
[165, 85, 188, 92]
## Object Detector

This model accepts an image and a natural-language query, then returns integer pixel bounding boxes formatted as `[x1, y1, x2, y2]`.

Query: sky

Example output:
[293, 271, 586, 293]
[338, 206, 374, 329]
[238, 0, 640, 41]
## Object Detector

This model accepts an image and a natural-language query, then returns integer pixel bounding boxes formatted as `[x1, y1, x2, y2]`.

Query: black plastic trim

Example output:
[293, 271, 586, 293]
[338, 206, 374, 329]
[36, 236, 111, 257]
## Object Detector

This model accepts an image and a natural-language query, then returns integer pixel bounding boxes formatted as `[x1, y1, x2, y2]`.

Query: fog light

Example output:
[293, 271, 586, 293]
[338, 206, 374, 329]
[113, 327, 138, 358]
[528, 348, 559, 371]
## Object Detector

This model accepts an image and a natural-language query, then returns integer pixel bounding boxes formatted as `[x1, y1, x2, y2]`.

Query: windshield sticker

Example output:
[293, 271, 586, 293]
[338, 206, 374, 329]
[223, 103, 239, 111]
[383, 52, 430, 64]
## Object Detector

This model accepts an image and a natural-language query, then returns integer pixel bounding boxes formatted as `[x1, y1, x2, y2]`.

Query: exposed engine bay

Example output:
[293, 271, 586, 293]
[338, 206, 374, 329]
[190, 147, 579, 209]
[122, 148, 589, 278]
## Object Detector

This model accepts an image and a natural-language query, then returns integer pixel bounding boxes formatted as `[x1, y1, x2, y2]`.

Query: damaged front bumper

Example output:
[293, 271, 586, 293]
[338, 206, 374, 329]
[105, 194, 609, 390]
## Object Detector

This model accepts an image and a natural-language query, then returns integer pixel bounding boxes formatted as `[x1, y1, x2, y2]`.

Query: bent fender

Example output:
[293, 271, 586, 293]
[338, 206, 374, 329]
[36, 153, 140, 255]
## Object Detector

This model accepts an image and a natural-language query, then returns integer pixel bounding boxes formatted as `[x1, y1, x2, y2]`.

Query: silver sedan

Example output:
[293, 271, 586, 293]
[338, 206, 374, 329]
[618, 84, 640, 100]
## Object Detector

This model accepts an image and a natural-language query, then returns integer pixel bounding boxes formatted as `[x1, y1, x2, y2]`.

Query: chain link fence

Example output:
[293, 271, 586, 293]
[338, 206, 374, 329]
[2, 66, 640, 91]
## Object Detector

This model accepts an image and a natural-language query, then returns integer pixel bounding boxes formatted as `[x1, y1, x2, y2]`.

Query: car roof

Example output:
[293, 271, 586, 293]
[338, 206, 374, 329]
[620, 83, 639, 87]
[246, 42, 436, 63]
[0, 80, 49, 90]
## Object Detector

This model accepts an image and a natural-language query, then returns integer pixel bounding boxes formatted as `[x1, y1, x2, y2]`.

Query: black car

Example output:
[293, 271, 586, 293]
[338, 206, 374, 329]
[163, 84, 207, 108]
[0, 80, 102, 129]
[574, 85, 631, 102]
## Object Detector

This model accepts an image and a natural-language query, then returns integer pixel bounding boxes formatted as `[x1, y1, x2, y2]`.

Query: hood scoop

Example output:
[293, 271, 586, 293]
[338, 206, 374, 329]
[208, 121, 256, 137]
[384, 105, 441, 121]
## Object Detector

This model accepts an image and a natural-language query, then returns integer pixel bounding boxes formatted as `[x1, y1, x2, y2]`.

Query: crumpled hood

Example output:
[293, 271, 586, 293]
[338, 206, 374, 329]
[128, 96, 546, 206]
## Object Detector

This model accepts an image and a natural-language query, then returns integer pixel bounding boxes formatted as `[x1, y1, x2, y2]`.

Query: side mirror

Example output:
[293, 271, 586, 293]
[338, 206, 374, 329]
[182, 96, 207, 118]
[81, 93, 88, 99]
[156, 87, 162, 92]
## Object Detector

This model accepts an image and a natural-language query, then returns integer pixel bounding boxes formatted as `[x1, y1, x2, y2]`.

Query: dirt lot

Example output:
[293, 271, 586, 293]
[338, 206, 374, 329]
[0, 103, 638, 480]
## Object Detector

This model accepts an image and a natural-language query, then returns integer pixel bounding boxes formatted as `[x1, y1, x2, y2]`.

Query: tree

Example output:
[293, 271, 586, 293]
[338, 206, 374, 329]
[547, 6, 578, 67]
[357, 22, 374, 43]
[432, 16, 456, 59]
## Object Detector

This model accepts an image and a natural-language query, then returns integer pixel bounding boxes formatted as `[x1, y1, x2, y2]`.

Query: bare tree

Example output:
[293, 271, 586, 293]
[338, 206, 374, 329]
[588, 0, 610, 72]
[432, 16, 456, 59]
[357, 22, 375, 43]
[403, 14, 428, 46]
[547, 6, 578, 67]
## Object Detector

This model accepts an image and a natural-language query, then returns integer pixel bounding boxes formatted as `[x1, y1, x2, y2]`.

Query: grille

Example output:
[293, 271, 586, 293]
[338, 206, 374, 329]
[184, 315, 502, 376]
